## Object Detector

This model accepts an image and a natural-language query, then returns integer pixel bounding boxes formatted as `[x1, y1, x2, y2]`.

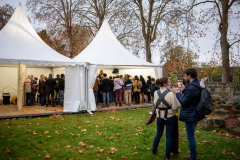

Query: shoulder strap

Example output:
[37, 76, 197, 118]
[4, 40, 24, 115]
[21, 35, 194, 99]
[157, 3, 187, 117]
[191, 83, 202, 90]
[156, 90, 170, 108]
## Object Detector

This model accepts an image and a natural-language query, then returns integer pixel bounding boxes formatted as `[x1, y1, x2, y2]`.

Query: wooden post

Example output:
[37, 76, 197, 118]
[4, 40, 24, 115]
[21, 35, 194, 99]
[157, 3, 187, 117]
[17, 63, 27, 111]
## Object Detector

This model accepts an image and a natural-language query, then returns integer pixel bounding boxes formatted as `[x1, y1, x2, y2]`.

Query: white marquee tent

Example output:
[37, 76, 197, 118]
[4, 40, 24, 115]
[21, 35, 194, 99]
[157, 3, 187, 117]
[0, 3, 86, 112]
[74, 20, 163, 112]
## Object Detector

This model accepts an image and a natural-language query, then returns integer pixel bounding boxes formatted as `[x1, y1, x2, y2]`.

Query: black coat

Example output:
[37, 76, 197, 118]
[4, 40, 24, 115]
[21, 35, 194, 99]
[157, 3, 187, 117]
[146, 79, 151, 90]
[58, 78, 65, 90]
[140, 78, 146, 93]
[54, 78, 60, 91]
[46, 77, 56, 94]
[101, 77, 110, 93]
[109, 80, 114, 91]
[150, 83, 159, 97]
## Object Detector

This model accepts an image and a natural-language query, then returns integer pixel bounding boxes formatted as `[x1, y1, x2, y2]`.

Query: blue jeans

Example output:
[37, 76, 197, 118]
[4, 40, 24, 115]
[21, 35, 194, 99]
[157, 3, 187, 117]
[109, 91, 114, 103]
[93, 91, 98, 106]
[40, 94, 46, 106]
[26, 93, 33, 106]
[55, 90, 59, 103]
[152, 116, 176, 159]
[102, 92, 109, 106]
[186, 121, 198, 160]
[59, 90, 64, 105]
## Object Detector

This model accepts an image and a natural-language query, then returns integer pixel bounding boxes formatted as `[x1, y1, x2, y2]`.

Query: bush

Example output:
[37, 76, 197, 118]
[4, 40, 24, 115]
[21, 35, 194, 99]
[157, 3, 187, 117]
[170, 78, 178, 82]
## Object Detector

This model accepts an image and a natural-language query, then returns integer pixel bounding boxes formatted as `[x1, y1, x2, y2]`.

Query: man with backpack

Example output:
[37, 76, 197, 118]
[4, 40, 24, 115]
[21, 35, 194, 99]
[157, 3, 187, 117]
[174, 68, 205, 160]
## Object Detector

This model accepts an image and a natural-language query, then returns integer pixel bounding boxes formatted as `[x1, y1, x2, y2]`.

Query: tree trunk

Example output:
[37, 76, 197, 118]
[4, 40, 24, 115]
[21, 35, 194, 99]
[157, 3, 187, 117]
[146, 39, 152, 63]
[219, 2, 230, 83]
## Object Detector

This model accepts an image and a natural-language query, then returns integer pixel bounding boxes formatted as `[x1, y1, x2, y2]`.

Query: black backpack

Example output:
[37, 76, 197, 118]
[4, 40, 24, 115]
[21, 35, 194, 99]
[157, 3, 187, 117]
[191, 84, 214, 115]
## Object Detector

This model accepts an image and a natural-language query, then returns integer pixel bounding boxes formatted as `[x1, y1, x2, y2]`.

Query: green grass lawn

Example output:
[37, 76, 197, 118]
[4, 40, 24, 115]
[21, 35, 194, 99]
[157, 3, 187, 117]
[0, 108, 240, 160]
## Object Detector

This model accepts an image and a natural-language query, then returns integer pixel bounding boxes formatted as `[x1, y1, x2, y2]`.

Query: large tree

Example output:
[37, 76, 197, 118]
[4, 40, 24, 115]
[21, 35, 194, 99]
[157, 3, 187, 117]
[185, 0, 240, 83]
[26, 0, 89, 58]
[0, 4, 14, 30]
[162, 45, 199, 77]
[131, 0, 182, 62]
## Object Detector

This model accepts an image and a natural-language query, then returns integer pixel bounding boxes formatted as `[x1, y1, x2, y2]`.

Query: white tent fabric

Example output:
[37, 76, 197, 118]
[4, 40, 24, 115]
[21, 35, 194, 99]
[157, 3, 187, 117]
[0, 4, 79, 67]
[74, 20, 160, 67]
[64, 65, 87, 112]
[154, 67, 162, 79]
[87, 65, 98, 111]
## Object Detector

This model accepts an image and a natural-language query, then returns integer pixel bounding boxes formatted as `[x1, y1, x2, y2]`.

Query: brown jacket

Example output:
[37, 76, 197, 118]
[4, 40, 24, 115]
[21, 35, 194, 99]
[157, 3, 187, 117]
[133, 80, 141, 92]
[93, 78, 100, 91]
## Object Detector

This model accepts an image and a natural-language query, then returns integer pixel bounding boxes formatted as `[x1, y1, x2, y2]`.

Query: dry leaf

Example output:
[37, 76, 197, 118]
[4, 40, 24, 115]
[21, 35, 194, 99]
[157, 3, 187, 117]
[147, 148, 150, 150]
[44, 131, 49, 134]
[133, 152, 137, 155]
[81, 129, 87, 132]
[97, 147, 105, 153]
[65, 145, 71, 149]
[96, 154, 101, 156]
[28, 138, 32, 141]
[89, 145, 94, 148]
[78, 150, 83, 154]
[109, 147, 118, 151]
[36, 144, 40, 148]
[33, 131, 37, 135]
[32, 149, 37, 152]
[221, 150, 227, 155]
[27, 123, 31, 125]
[45, 154, 51, 159]
[19, 157, 24, 160]
[79, 141, 86, 147]
[56, 144, 60, 147]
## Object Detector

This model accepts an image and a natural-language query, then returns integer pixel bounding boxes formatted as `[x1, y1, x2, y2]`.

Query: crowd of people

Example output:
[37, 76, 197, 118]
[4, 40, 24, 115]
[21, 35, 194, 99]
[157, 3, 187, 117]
[24, 73, 65, 107]
[93, 70, 160, 108]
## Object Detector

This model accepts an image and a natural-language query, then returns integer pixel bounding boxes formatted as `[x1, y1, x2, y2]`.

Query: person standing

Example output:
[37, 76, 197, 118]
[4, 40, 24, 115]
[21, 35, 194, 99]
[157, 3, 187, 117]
[151, 77, 181, 160]
[45, 74, 56, 107]
[149, 78, 159, 114]
[38, 74, 44, 104]
[140, 75, 146, 104]
[39, 76, 46, 106]
[114, 75, 123, 106]
[58, 74, 65, 106]
[124, 75, 132, 106]
[93, 77, 100, 107]
[146, 76, 151, 103]
[173, 68, 205, 160]
[120, 75, 125, 104]
[101, 73, 110, 108]
[98, 70, 104, 79]
[24, 75, 33, 106]
[54, 74, 60, 105]
[132, 75, 141, 105]
[109, 76, 114, 105]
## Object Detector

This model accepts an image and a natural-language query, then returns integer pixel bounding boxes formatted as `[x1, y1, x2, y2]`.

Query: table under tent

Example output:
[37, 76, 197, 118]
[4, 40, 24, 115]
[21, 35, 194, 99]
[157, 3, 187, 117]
[73, 20, 163, 113]
[0, 4, 86, 114]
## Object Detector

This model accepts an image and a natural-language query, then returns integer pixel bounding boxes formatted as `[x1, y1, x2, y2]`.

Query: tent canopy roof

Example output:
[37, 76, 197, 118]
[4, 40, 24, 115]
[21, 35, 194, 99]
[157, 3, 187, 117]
[0, 4, 80, 67]
[74, 20, 161, 67]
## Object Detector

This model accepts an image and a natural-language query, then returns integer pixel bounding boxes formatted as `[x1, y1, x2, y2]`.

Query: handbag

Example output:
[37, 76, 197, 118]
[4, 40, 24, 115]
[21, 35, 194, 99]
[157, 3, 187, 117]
[146, 105, 156, 126]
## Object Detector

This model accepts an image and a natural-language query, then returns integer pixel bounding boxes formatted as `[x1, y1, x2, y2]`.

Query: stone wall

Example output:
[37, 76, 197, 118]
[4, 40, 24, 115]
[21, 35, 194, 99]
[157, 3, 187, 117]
[171, 82, 240, 97]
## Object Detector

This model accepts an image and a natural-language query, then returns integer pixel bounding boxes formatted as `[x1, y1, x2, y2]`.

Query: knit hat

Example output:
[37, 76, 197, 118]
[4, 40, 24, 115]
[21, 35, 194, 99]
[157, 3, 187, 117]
[151, 78, 155, 81]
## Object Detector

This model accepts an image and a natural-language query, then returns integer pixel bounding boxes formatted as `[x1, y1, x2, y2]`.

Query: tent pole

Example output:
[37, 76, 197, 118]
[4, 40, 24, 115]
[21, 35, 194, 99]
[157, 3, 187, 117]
[85, 67, 88, 111]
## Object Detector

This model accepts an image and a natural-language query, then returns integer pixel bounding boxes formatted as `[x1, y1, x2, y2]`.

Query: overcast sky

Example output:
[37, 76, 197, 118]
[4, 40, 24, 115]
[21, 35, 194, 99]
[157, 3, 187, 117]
[1, 0, 239, 65]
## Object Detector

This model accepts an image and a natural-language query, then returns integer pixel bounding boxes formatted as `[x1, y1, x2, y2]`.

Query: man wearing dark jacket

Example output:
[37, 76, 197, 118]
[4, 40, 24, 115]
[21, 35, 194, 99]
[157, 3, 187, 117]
[174, 68, 205, 160]
[140, 75, 146, 104]
[45, 74, 56, 107]
[149, 78, 159, 114]
[58, 74, 65, 106]
[101, 73, 110, 108]
[54, 74, 60, 105]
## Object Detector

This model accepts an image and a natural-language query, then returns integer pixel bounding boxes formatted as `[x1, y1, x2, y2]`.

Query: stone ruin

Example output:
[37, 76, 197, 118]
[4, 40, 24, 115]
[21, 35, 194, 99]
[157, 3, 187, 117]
[200, 101, 240, 136]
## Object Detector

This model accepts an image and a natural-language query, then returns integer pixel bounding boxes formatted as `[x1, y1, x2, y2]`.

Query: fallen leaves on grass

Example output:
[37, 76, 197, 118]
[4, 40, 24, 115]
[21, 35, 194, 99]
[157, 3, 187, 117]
[32, 149, 37, 152]
[64, 145, 71, 149]
[45, 154, 51, 159]
[26, 123, 31, 125]
[133, 152, 137, 155]
[81, 129, 87, 132]
[221, 150, 227, 155]
[147, 148, 150, 150]
[202, 140, 212, 145]
[44, 131, 49, 134]
[79, 141, 86, 147]
[97, 147, 104, 153]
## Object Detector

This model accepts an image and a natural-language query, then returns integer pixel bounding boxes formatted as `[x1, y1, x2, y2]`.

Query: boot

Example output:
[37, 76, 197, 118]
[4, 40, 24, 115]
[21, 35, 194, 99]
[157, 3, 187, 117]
[119, 103, 122, 106]
[115, 103, 117, 106]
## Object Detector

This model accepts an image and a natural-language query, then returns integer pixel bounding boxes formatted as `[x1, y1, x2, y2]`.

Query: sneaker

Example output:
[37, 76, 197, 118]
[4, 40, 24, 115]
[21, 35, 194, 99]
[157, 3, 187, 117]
[149, 111, 152, 115]
[46, 105, 48, 107]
